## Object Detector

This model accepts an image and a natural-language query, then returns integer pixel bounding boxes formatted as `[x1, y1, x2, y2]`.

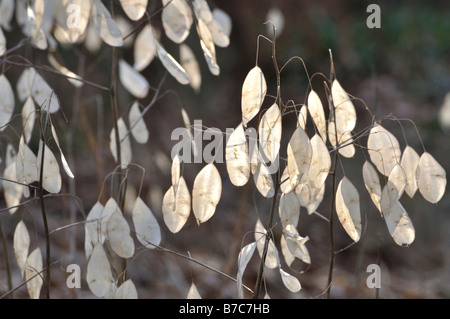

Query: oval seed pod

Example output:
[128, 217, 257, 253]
[297, 105, 308, 130]
[387, 163, 407, 202]
[109, 117, 132, 167]
[192, 0, 212, 22]
[400, 146, 420, 198]
[107, 211, 135, 258]
[279, 268, 301, 293]
[128, 101, 149, 144]
[25, 247, 43, 299]
[253, 160, 275, 198]
[87, 243, 113, 297]
[283, 224, 309, 263]
[155, 40, 190, 85]
[278, 192, 300, 228]
[307, 90, 327, 142]
[307, 134, 331, 193]
[280, 235, 295, 267]
[207, 16, 230, 48]
[0, 0, 13, 31]
[196, 18, 219, 76]
[212, 8, 232, 37]
[161, 0, 192, 44]
[132, 197, 161, 249]
[133, 24, 157, 71]
[241, 66, 267, 126]
[180, 43, 201, 93]
[26, 68, 60, 113]
[335, 176, 361, 242]
[331, 79, 356, 133]
[237, 241, 256, 299]
[14, 220, 30, 278]
[16, 136, 38, 186]
[92, 0, 123, 47]
[306, 183, 325, 215]
[114, 279, 138, 299]
[119, 59, 149, 98]
[85, 201, 104, 258]
[36, 141, 62, 194]
[383, 201, 415, 246]
[417, 152, 446, 204]
[258, 103, 282, 163]
[287, 126, 312, 190]
[254, 218, 279, 269]
[367, 124, 401, 176]
[16, 68, 32, 101]
[119, 0, 147, 21]
[0, 74, 15, 132]
[192, 163, 222, 224]
[50, 123, 75, 178]
[162, 176, 191, 233]
[3, 162, 22, 214]
[328, 120, 355, 158]
[101, 197, 119, 235]
[279, 167, 293, 194]
[362, 160, 382, 212]
[21, 97, 36, 144]
[225, 123, 250, 187]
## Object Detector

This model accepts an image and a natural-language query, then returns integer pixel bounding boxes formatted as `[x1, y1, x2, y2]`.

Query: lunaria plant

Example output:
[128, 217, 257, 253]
[0, 0, 446, 300]
[164, 26, 447, 298]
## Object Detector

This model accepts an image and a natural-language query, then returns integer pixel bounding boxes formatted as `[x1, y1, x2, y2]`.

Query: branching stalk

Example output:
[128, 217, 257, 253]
[37, 109, 51, 299]
[252, 173, 280, 299]
[0, 220, 13, 297]
[326, 149, 338, 299]
[253, 23, 282, 299]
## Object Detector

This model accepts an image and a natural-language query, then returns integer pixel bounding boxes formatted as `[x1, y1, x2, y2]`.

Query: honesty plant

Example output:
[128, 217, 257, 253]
[165, 36, 447, 297]
[0, 0, 446, 300]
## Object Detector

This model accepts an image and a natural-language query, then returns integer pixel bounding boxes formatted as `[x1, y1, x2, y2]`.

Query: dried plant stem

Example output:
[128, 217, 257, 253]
[38, 110, 51, 299]
[325, 86, 341, 299]
[109, 46, 128, 284]
[0, 220, 13, 298]
[253, 172, 280, 299]
[325, 149, 338, 299]
[253, 24, 282, 299]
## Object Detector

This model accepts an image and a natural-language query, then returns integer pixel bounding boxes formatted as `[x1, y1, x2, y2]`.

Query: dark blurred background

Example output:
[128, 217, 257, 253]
[0, 0, 449, 299]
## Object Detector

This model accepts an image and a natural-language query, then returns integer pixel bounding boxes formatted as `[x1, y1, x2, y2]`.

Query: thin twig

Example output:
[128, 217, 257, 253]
[0, 57, 110, 91]
[0, 220, 13, 297]
[37, 108, 51, 299]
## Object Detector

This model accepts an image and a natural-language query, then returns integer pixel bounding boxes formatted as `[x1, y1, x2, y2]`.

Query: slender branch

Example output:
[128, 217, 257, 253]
[325, 147, 338, 299]
[325, 77, 341, 299]
[253, 23, 282, 299]
[109, 43, 128, 284]
[37, 109, 51, 299]
[252, 174, 280, 299]
[0, 220, 13, 297]
[0, 57, 110, 91]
